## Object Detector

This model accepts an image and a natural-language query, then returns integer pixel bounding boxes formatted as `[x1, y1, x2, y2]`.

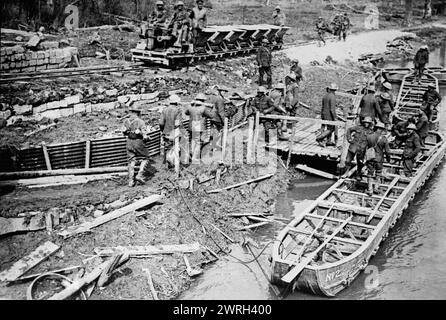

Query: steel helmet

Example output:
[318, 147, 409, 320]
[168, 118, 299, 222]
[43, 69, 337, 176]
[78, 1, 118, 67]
[156, 1, 164, 5]
[421, 45, 429, 50]
[258, 86, 267, 93]
[382, 82, 392, 90]
[381, 92, 391, 100]
[169, 94, 181, 104]
[275, 6, 281, 10]
[362, 116, 373, 124]
[262, 38, 269, 44]
[318, 16, 322, 19]
[375, 122, 386, 130]
[195, 93, 207, 101]
[292, 59, 299, 64]
[368, 85, 376, 92]
[175, 1, 184, 7]
[407, 123, 417, 130]
[328, 83, 338, 91]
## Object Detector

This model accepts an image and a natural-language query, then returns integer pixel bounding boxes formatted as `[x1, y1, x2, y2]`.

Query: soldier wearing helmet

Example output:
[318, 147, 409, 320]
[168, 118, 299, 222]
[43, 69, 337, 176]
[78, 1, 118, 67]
[413, 45, 430, 83]
[159, 94, 183, 167]
[365, 121, 390, 195]
[169, 0, 192, 49]
[315, 16, 328, 46]
[342, 116, 374, 180]
[272, 6, 286, 26]
[413, 108, 429, 146]
[422, 82, 442, 122]
[331, 13, 342, 38]
[391, 117, 415, 148]
[256, 39, 273, 89]
[290, 59, 303, 84]
[339, 12, 351, 41]
[192, 0, 208, 47]
[150, 1, 167, 27]
[122, 105, 152, 187]
[358, 85, 382, 124]
[381, 81, 395, 110]
[316, 83, 339, 147]
[402, 123, 422, 177]
[376, 92, 393, 130]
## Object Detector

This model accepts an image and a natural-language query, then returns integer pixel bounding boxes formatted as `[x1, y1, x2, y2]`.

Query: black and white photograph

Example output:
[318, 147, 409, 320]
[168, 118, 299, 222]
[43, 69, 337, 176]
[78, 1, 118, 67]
[0, 0, 445, 307]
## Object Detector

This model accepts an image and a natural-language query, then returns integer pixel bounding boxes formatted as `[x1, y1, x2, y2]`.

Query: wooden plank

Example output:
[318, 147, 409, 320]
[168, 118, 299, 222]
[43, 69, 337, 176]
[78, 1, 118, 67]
[288, 226, 363, 246]
[94, 242, 201, 257]
[317, 200, 384, 219]
[174, 119, 180, 176]
[206, 173, 274, 194]
[58, 194, 162, 238]
[0, 241, 60, 282]
[227, 212, 273, 217]
[305, 213, 375, 230]
[221, 117, 229, 163]
[247, 117, 254, 164]
[254, 111, 260, 162]
[260, 115, 344, 127]
[238, 221, 270, 230]
[367, 176, 399, 223]
[143, 268, 159, 300]
[295, 164, 337, 180]
[0, 214, 45, 236]
[42, 144, 52, 171]
[282, 215, 353, 283]
[210, 224, 235, 243]
[85, 140, 91, 169]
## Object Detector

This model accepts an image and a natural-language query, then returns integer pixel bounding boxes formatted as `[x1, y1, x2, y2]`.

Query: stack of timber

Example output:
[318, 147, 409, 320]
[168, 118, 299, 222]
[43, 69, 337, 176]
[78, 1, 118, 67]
[270, 74, 446, 296]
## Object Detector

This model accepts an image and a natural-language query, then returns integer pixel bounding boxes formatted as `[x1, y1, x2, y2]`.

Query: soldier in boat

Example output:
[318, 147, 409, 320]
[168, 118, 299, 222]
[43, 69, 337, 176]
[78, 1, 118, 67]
[413, 109, 429, 147]
[402, 123, 422, 178]
[390, 117, 415, 148]
[422, 83, 442, 123]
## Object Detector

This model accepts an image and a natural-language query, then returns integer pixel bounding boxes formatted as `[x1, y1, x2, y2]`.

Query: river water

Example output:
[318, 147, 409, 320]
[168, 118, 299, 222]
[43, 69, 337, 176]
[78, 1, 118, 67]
[181, 45, 446, 300]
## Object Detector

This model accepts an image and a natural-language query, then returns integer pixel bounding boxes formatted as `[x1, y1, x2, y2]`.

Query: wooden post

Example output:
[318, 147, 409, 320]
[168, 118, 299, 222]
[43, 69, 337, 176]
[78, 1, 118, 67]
[338, 120, 351, 171]
[253, 111, 260, 163]
[42, 144, 52, 171]
[221, 117, 229, 163]
[174, 119, 180, 176]
[286, 122, 296, 169]
[85, 140, 91, 169]
[247, 117, 254, 164]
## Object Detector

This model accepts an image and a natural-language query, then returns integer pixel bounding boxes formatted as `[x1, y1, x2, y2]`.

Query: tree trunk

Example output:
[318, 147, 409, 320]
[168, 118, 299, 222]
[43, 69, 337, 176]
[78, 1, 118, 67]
[405, 0, 413, 26]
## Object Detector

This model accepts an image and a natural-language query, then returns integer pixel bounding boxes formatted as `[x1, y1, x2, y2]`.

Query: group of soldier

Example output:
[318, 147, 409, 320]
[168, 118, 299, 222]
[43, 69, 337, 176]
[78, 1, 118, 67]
[315, 77, 441, 196]
[142, 0, 208, 49]
[315, 12, 351, 46]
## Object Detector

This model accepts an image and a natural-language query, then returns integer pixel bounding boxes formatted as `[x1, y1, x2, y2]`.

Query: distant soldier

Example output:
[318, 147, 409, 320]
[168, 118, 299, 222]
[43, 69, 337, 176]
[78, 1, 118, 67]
[192, 0, 207, 46]
[202, 89, 226, 132]
[256, 39, 272, 89]
[250, 86, 286, 143]
[272, 6, 286, 26]
[391, 118, 415, 148]
[413, 45, 429, 82]
[316, 83, 338, 147]
[376, 92, 393, 130]
[422, 83, 442, 122]
[339, 12, 351, 41]
[169, 1, 192, 48]
[122, 106, 151, 187]
[342, 116, 374, 180]
[413, 109, 429, 146]
[331, 14, 342, 39]
[315, 16, 328, 46]
[150, 1, 168, 27]
[159, 94, 183, 167]
[284, 73, 299, 116]
[402, 123, 421, 177]
[358, 86, 382, 123]
[365, 122, 390, 196]
[290, 59, 303, 84]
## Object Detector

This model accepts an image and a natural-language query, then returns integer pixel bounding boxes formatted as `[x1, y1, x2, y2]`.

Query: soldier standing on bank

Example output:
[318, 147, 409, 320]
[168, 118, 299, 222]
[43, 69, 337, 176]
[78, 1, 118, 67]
[256, 39, 273, 89]
[122, 106, 152, 187]
[159, 94, 183, 168]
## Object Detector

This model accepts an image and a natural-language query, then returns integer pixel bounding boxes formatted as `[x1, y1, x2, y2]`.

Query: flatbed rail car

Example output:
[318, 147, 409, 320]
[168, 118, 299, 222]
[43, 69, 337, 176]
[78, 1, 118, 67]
[270, 130, 446, 296]
[393, 73, 440, 130]
[131, 24, 289, 67]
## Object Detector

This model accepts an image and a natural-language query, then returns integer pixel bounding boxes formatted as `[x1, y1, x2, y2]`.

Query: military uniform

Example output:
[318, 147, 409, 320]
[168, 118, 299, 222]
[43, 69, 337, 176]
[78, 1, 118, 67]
[169, 6, 191, 45]
[413, 48, 429, 80]
[290, 63, 303, 84]
[256, 45, 272, 88]
[192, 4, 207, 45]
[358, 92, 382, 123]
[365, 131, 390, 178]
[285, 82, 299, 116]
[422, 87, 442, 121]
[250, 94, 278, 142]
[272, 10, 286, 26]
[159, 103, 182, 164]
[185, 103, 212, 162]
[316, 91, 337, 145]
[345, 124, 372, 179]
[415, 110, 429, 146]
[402, 131, 421, 177]
[376, 95, 392, 126]
[150, 8, 167, 26]
[205, 95, 226, 131]
[339, 15, 350, 41]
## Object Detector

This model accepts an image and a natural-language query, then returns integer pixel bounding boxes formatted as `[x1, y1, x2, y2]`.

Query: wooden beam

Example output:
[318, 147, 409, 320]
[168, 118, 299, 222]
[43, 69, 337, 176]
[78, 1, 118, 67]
[58, 194, 162, 238]
[174, 119, 180, 176]
[94, 242, 201, 257]
[317, 200, 384, 219]
[0, 214, 45, 236]
[227, 212, 273, 217]
[282, 216, 353, 283]
[42, 144, 52, 171]
[206, 173, 274, 194]
[85, 140, 91, 169]
[143, 268, 159, 300]
[288, 226, 363, 246]
[253, 111, 260, 162]
[295, 164, 337, 180]
[247, 117, 254, 164]
[259, 114, 344, 127]
[238, 221, 270, 230]
[0, 241, 60, 282]
[0, 167, 130, 180]
[367, 177, 399, 223]
[210, 224, 235, 243]
[305, 213, 376, 230]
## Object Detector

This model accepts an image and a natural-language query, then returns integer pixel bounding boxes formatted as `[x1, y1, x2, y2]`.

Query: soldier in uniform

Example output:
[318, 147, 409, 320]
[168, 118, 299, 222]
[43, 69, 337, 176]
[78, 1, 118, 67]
[358, 86, 382, 123]
[381, 82, 395, 110]
[290, 59, 303, 84]
[391, 118, 414, 148]
[316, 83, 338, 147]
[342, 116, 374, 180]
[169, 1, 192, 49]
[122, 106, 152, 187]
[413, 45, 430, 82]
[150, 1, 167, 26]
[365, 122, 391, 196]
[376, 92, 393, 130]
[272, 6, 286, 26]
[159, 94, 183, 167]
[413, 109, 429, 146]
[422, 83, 442, 122]
[339, 12, 351, 41]
[192, 0, 207, 47]
[331, 14, 342, 39]
[402, 123, 421, 177]
[315, 16, 328, 46]
[256, 39, 273, 89]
